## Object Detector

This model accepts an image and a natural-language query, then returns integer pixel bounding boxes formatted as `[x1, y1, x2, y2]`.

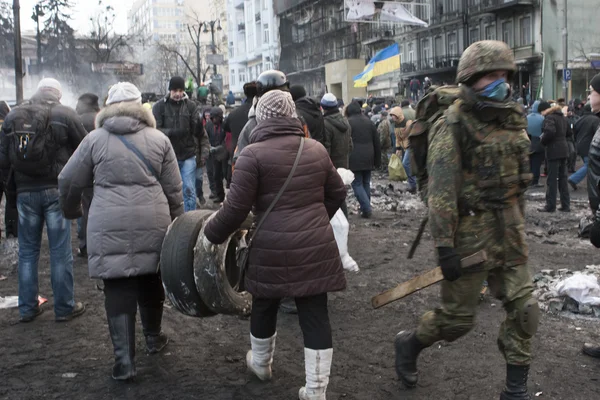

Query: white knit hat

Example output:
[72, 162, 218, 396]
[37, 78, 62, 99]
[106, 82, 142, 105]
[256, 90, 295, 122]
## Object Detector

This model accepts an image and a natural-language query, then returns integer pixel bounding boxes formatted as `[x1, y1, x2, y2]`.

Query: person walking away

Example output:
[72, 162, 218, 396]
[322, 92, 353, 217]
[409, 78, 421, 102]
[0, 100, 18, 240]
[347, 100, 381, 218]
[152, 76, 205, 212]
[58, 82, 184, 381]
[206, 107, 227, 203]
[390, 107, 416, 193]
[195, 121, 210, 206]
[527, 101, 549, 187]
[226, 90, 235, 106]
[539, 103, 572, 212]
[377, 110, 392, 171]
[423, 77, 431, 93]
[197, 83, 209, 105]
[75, 93, 100, 257]
[401, 99, 416, 121]
[569, 103, 600, 191]
[203, 89, 346, 400]
[290, 85, 325, 143]
[393, 41, 538, 400]
[0, 78, 87, 322]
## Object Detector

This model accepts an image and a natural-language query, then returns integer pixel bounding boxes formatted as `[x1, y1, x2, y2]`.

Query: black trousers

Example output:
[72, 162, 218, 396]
[0, 183, 18, 237]
[545, 158, 570, 211]
[530, 151, 545, 185]
[206, 155, 216, 195]
[251, 293, 333, 350]
[211, 157, 227, 199]
[103, 274, 165, 318]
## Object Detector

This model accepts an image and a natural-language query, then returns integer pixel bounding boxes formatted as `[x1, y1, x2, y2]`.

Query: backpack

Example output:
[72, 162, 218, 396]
[7, 103, 56, 176]
[406, 85, 461, 200]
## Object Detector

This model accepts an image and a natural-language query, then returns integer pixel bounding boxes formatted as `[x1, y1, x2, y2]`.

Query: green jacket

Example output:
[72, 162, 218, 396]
[323, 110, 353, 169]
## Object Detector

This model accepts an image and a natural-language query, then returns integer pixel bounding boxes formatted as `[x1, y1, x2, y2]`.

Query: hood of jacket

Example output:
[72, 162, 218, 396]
[325, 111, 349, 131]
[346, 101, 362, 117]
[29, 90, 61, 106]
[542, 105, 564, 117]
[389, 106, 405, 122]
[250, 117, 304, 144]
[295, 97, 322, 117]
[531, 100, 541, 114]
[96, 101, 156, 135]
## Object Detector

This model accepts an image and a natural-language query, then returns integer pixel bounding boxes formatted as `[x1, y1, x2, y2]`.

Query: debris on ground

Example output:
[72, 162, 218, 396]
[0, 296, 18, 309]
[533, 265, 600, 317]
[346, 179, 425, 215]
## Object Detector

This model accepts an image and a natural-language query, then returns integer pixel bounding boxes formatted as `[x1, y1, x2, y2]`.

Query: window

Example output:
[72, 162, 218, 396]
[262, 0, 268, 10]
[230, 70, 236, 86]
[263, 24, 269, 44]
[446, 0, 457, 13]
[264, 61, 272, 71]
[229, 41, 234, 58]
[447, 32, 457, 55]
[485, 25, 496, 40]
[255, 23, 262, 47]
[239, 69, 246, 84]
[520, 16, 531, 46]
[408, 43, 414, 63]
[469, 27, 480, 44]
[502, 20, 513, 47]
[421, 38, 431, 67]
[434, 36, 443, 57]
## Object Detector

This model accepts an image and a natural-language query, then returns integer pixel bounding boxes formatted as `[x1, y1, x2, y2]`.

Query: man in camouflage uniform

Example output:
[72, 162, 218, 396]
[394, 41, 538, 400]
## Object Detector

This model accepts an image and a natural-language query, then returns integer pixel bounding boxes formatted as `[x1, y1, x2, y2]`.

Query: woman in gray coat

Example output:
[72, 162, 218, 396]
[58, 82, 184, 381]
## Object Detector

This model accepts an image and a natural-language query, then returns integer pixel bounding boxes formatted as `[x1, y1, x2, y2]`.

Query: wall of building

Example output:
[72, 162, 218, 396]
[325, 59, 367, 105]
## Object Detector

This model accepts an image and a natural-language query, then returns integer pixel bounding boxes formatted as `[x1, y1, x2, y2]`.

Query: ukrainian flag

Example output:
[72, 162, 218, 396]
[354, 43, 401, 88]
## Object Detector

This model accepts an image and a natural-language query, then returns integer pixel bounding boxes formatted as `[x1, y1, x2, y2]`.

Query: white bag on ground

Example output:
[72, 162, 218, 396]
[331, 209, 359, 272]
[555, 272, 600, 306]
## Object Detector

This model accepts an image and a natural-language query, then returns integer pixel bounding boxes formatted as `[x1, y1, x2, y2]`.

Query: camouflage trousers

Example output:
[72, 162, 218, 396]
[416, 264, 535, 365]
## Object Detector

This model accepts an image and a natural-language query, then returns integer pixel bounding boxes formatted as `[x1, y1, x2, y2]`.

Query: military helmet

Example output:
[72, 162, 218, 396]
[256, 70, 289, 96]
[456, 40, 517, 84]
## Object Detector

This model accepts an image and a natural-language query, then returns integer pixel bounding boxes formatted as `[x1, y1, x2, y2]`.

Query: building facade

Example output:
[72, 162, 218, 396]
[227, 0, 279, 95]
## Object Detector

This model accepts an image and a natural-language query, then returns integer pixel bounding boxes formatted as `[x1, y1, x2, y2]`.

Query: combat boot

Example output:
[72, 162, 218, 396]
[394, 330, 427, 388]
[246, 333, 277, 381]
[139, 307, 169, 354]
[299, 348, 333, 400]
[107, 314, 136, 381]
[500, 364, 531, 400]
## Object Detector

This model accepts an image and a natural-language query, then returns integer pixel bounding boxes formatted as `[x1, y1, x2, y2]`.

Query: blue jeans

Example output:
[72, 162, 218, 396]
[403, 149, 416, 190]
[569, 156, 588, 185]
[195, 166, 204, 199]
[351, 170, 372, 214]
[17, 189, 75, 319]
[178, 157, 197, 212]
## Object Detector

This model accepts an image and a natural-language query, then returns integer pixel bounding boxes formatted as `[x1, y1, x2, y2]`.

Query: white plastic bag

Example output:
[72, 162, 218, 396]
[0, 296, 18, 309]
[555, 272, 600, 306]
[330, 209, 359, 272]
[336, 168, 355, 186]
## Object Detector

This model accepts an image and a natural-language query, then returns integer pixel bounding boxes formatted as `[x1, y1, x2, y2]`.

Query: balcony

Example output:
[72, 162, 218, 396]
[238, 23, 245, 32]
[255, 12, 261, 22]
[361, 26, 396, 46]
[513, 44, 535, 61]
[470, 0, 534, 13]
[234, 0, 244, 9]
[401, 54, 460, 75]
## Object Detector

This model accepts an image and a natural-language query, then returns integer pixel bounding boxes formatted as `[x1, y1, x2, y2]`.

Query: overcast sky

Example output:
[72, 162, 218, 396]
[19, 0, 132, 35]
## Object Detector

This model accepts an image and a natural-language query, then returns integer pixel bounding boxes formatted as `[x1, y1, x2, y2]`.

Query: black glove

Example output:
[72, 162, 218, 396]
[591, 221, 600, 248]
[437, 247, 462, 282]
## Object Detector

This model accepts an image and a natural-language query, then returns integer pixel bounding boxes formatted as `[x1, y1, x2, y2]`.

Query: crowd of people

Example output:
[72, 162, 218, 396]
[3, 39, 600, 400]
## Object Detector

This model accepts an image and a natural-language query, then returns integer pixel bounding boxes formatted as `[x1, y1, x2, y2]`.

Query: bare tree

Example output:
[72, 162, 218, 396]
[86, 1, 134, 63]
[573, 40, 600, 71]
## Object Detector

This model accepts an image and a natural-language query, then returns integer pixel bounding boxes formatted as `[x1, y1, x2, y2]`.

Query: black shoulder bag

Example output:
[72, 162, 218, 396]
[114, 135, 160, 181]
[237, 137, 305, 290]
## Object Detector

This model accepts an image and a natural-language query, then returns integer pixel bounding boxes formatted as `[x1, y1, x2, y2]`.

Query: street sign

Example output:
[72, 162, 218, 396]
[206, 54, 225, 65]
[563, 69, 572, 81]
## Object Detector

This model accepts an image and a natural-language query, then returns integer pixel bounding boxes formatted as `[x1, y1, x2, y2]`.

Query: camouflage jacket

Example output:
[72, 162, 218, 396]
[427, 87, 531, 267]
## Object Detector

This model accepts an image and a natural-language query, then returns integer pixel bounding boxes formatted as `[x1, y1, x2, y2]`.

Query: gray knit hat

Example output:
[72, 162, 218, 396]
[256, 90, 296, 122]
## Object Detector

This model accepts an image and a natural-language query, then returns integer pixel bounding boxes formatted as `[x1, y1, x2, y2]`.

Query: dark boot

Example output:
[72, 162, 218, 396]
[500, 364, 531, 400]
[582, 343, 600, 358]
[107, 314, 136, 381]
[139, 307, 169, 354]
[394, 331, 427, 388]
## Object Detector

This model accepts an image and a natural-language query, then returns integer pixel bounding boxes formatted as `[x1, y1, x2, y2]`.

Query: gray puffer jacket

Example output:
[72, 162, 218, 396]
[58, 102, 184, 279]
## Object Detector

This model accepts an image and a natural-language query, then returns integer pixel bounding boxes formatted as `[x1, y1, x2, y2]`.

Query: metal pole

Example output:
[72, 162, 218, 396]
[196, 26, 201, 85]
[562, 0, 568, 102]
[13, 0, 23, 103]
[211, 22, 217, 75]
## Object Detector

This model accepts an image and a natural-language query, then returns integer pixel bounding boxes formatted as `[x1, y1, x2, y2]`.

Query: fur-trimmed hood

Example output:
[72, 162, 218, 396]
[95, 101, 156, 134]
[542, 105, 564, 117]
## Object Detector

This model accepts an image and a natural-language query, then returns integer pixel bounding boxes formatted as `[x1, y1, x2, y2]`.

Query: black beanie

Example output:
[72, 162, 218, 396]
[243, 81, 258, 99]
[537, 101, 551, 114]
[289, 85, 307, 101]
[168, 76, 186, 91]
[591, 73, 600, 94]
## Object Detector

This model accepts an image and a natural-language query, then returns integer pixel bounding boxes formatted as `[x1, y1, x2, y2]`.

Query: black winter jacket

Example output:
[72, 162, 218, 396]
[575, 110, 600, 157]
[295, 97, 325, 143]
[346, 102, 381, 171]
[224, 100, 252, 148]
[587, 123, 600, 212]
[0, 92, 87, 193]
[541, 106, 571, 161]
[323, 109, 353, 169]
[152, 94, 203, 161]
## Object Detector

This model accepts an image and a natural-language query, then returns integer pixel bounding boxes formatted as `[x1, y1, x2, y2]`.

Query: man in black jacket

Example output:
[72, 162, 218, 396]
[569, 104, 600, 191]
[0, 100, 17, 240]
[290, 85, 325, 143]
[0, 78, 87, 323]
[539, 104, 572, 212]
[206, 107, 227, 203]
[346, 100, 381, 218]
[153, 76, 205, 212]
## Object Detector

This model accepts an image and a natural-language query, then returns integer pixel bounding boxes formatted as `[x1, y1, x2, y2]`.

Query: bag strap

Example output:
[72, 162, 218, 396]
[248, 136, 304, 247]
[113, 134, 160, 181]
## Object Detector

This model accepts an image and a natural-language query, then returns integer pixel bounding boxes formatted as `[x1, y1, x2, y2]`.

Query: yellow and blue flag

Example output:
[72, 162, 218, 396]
[354, 43, 401, 88]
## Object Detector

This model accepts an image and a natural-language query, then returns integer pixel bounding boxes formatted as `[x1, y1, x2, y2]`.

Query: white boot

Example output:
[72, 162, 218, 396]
[298, 348, 333, 400]
[246, 332, 277, 381]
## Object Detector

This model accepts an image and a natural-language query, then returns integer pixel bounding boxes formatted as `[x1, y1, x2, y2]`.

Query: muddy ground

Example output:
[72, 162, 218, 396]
[1, 172, 600, 400]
